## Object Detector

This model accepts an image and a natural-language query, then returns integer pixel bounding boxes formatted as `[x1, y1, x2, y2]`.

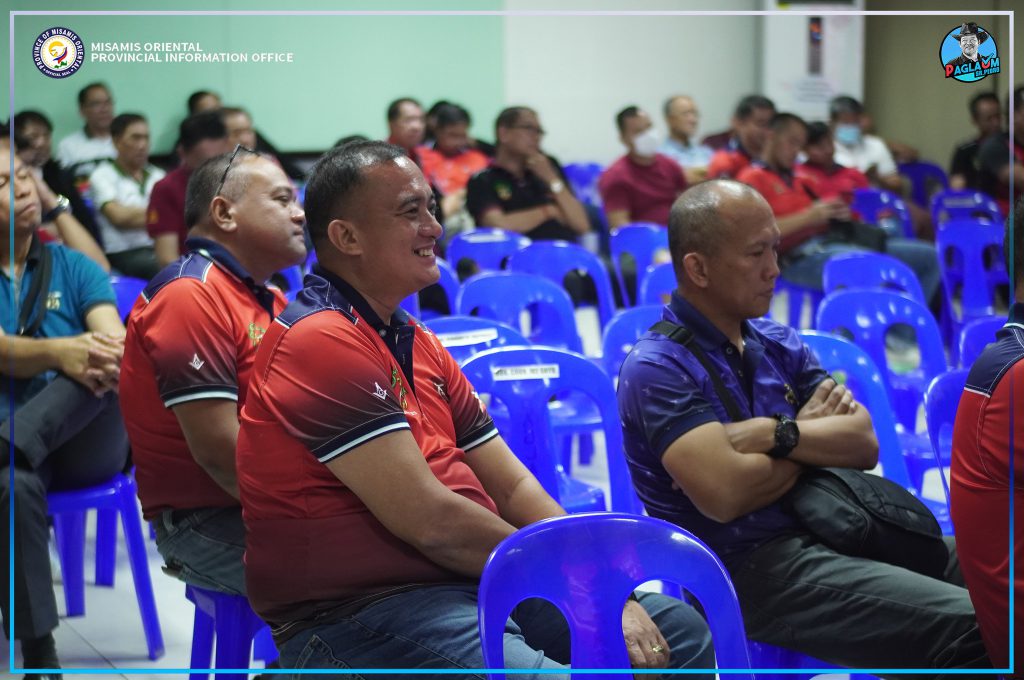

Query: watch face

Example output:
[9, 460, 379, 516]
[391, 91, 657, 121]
[778, 419, 799, 448]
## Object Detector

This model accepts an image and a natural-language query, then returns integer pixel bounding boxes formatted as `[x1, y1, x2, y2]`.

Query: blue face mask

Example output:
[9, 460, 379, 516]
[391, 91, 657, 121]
[834, 124, 862, 146]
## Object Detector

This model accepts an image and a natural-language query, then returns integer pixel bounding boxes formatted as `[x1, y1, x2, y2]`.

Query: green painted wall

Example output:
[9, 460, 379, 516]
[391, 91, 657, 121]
[6, 1, 504, 154]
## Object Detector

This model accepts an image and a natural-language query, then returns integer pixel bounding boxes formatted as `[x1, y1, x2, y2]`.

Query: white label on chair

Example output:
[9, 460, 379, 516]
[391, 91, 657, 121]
[491, 364, 560, 381]
[467, 232, 509, 242]
[436, 329, 499, 347]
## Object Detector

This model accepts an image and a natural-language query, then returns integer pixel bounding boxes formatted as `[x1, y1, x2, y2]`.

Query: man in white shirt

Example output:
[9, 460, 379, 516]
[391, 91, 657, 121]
[88, 113, 165, 280]
[828, 95, 901, 193]
[55, 82, 117, 182]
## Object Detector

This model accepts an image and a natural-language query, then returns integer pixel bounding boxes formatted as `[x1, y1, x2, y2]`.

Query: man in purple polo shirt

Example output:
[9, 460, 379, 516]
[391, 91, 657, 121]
[617, 179, 990, 672]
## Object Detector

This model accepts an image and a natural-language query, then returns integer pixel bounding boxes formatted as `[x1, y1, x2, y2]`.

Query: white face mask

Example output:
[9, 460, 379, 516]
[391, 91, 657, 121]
[632, 129, 661, 157]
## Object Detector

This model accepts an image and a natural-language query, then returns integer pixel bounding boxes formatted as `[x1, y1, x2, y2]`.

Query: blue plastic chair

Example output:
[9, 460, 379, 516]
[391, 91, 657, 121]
[507, 240, 618, 332]
[276, 265, 304, 301]
[609, 223, 668, 307]
[461, 346, 638, 514]
[446, 228, 531, 277]
[822, 251, 926, 303]
[936, 219, 1008, 332]
[924, 369, 969, 522]
[815, 290, 948, 435]
[399, 291, 420, 318]
[456, 271, 583, 353]
[850, 188, 913, 238]
[775, 276, 824, 330]
[897, 161, 949, 208]
[959, 315, 1007, 367]
[930, 189, 1003, 226]
[48, 473, 165, 660]
[562, 161, 604, 207]
[601, 305, 663, 382]
[110, 274, 147, 321]
[425, 316, 530, 365]
[478, 513, 753, 678]
[185, 584, 278, 680]
[637, 262, 677, 306]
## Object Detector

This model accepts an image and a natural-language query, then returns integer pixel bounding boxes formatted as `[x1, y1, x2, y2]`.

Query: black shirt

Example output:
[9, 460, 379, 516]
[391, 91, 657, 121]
[465, 158, 577, 242]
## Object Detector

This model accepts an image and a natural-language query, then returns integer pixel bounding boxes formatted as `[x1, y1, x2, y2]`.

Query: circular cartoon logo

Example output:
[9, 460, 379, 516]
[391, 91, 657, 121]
[940, 22, 1000, 83]
[33, 27, 85, 79]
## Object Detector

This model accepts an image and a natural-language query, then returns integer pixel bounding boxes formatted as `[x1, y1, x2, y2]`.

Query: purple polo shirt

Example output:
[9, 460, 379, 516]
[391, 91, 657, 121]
[617, 293, 828, 565]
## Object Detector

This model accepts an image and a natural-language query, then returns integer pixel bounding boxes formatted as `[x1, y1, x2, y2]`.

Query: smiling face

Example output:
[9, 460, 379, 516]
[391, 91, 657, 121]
[960, 34, 979, 59]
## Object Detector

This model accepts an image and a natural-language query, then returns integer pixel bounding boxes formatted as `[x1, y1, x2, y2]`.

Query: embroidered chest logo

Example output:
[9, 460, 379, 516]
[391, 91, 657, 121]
[190, 353, 205, 371]
[495, 181, 513, 201]
[373, 382, 388, 401]
[390, 367, 409, 409]
[45, 291, 61, 311]
[784, 383, 798, 406]
[431, 376, 450, 403]
[247, 322, 266, 347]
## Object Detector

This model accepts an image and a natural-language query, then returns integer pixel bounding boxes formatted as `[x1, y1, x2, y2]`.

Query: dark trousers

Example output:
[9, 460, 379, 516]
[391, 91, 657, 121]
[731, 532, 992, 679]
[108, 246, 161, 282]
[0, 376, 129, 640]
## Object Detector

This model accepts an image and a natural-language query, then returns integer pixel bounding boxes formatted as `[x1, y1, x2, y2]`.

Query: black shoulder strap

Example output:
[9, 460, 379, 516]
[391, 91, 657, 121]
[18, 239, 53, 338]
[650, 320, 744, 422]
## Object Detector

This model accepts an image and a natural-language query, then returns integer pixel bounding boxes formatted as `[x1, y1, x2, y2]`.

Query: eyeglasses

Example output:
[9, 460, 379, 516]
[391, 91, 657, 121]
[511, 124, 546, 136]
[215, 144, 259, 197]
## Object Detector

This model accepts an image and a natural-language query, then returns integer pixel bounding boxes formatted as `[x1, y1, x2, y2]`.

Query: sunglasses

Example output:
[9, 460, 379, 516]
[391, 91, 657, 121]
[215, 144, 259, 197]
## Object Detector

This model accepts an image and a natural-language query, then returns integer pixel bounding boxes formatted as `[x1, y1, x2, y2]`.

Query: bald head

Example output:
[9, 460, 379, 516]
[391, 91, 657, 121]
[664, 95, 700, 141]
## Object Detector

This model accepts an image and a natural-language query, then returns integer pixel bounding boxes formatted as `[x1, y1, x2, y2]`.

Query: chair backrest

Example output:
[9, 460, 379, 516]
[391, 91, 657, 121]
[434, 257, 459, 311]
[562, 162, 604, 206]
[399, 292, 420, 318]
[110, 275, 147, 320]
[935, 219, 1007, 323]
[822, 251, 927, 304]
[609, 223, 669, 306]
[478, 513, 752, 678]
[930, 189, 1003, 226]
[637, 262, 677, 306]
[446, 228, 531, 277]
[425, 316, 530, 365]
[924, 369, 968, 470]
[897, 161, 949, 207]
[276, 265, 304, 301]
[456, 271, 583, 353]
[850, 188, 913, 239]
[460, 346, 636, 512]
[506, 240, 617, 330]
[601, 305, 663, 380]
[798, 331, 912, 488]
[958, 315, 1007, 367]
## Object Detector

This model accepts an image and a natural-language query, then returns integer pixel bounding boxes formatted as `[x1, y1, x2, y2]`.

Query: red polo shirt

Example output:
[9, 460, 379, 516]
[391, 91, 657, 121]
[736, 163, 827, 254]
[795, 162, 869, 204]
[598, 153, 687, 226]
[707, 140, 753, 180]
[146, 164, 191, 252]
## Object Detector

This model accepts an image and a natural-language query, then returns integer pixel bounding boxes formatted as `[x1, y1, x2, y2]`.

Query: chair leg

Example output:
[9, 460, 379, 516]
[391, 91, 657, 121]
[213, 601, 256, 680]
[252, 625, 278, 666]
[117, 477, 165, 660]
[189, 604, 215, 680]
[52, 510, 87, 617]
[95, 507, 118, 586]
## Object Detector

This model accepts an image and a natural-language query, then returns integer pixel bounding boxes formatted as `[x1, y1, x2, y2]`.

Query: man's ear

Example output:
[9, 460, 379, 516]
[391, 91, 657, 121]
[209, 196, 237, 233]
[326, 218, 360, 256]
[682, 252, 710, 289]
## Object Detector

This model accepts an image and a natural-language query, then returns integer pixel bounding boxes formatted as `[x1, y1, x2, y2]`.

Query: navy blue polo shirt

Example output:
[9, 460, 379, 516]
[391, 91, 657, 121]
[1, 236, 116, 411]
[617, 293, 828, 565]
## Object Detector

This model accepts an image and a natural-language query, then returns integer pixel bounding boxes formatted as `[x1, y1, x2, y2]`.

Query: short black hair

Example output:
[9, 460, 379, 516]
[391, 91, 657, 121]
[179, 111, 228, 152]
[78, 82, 110, 107]
[12, 110, 52, 134]
[770, 112, 808, 135]
[829, 95, 864, 120]
[220, 106, 249, 119]
[183, 148, 260, 229]
[1009, 196, 1023, 289]
[387, 98, 421, 122]
[1014, 86, 1024, 111]
[805, 121, 831, 146]
[969, 92, 1000, 118]
[110, 113, 146, 139]
[494, 106, 534, 140]
[432, 103, 471, 130]
[734, 95, 775, 121]
[187, 90, 220, 114]
[333, 134, 370, 148]
[615, 106, 641, 134]
[304, 141, 406, 246]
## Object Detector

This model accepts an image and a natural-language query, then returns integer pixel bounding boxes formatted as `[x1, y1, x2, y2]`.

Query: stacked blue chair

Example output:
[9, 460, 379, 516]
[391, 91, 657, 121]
[461, 346, 637, 513]
[446, 228, 530, 277]
[425, 316, 529, 366]
[822, 251, 926, 302]
[850, 187, 914, 238]
[478, 513, 753, 679]
[959, 315, 1007, 367]
[774, 276, 823, 330]
[609, 222, 668, 306]
[930, 189, 1002, 226]
[637, 261, 677, 306]
[601, 305, 663, 381]
[923, 369, 970, 524]
[935, 219, 1007, 335]
[48, 473, 165, 659]
[897, 161, 948, 208]
[185, 584, 278, 680]
[562, 162, 604, 207]
[110, 274, 147, 321]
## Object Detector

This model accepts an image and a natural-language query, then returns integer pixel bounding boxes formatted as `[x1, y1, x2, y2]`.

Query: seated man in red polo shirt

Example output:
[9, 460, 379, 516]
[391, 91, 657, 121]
[598, 105, 687, 230]
[120, 148, 306, 596]
[796, 122, 870, 205]
[706, 95, 775, 180]
[736, 113, 939, 300]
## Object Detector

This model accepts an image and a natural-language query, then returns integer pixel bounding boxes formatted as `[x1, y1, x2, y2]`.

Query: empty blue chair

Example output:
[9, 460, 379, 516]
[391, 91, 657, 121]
[609, 222, 668, 306]
[457, 271, 583, 353]
[924, 369, 969, 519]
[959, 315, 1007, 367]
[435, 257, 459, 308]
[48, 473, 165, 660]
[637, 261, 677, 306]
[936, 219, 1007, 331]
[110, 274, 147, 320]
[461, 346, 637, 514]
[898, 161, 949, 208]
[446, 228, 530, 276]
[601, 305, 663, 381]
[815, 290, 948, 435]
[562, 161, 604, 206]
[930, 189, 1002, 226]
[851, 187, 913, 238]
[426, 316, 530, 365]
[822, 251, 926, 303]
[775, 276, 824, 330]
[478, 513, 752, 678]
[185, 584, 278, 680]
[507, 240, 618, 331]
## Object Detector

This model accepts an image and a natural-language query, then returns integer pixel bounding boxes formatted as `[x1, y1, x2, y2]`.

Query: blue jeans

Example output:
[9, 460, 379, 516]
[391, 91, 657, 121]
[278, 584, 715, 678]
[153, 506, 246, 595]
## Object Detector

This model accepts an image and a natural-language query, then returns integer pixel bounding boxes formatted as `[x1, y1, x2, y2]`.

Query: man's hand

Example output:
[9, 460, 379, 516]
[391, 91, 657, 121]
[797, 378, 857, 421]
[525, 152, 560, 185]
[29, 171, 59, 216]
[622, 598, 670, 673]
[56, 332, 124, 396]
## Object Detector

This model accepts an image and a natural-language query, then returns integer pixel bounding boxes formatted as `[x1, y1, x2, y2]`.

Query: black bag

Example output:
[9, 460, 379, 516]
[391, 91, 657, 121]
[826, 218, 889, 252]
[782, 467, 948, 579]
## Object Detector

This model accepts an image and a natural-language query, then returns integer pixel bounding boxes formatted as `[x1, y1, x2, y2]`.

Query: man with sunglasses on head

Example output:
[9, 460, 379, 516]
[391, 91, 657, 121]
[120, 146, 307, 597]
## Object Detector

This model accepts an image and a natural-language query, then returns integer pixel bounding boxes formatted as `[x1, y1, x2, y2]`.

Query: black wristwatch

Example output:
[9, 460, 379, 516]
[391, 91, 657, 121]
[42, 194, 71, 222]
[768, 414, 799, 459]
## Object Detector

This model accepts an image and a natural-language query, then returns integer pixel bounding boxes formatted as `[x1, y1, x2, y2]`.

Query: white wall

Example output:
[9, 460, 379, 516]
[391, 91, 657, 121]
[503, 0, 761, 165]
